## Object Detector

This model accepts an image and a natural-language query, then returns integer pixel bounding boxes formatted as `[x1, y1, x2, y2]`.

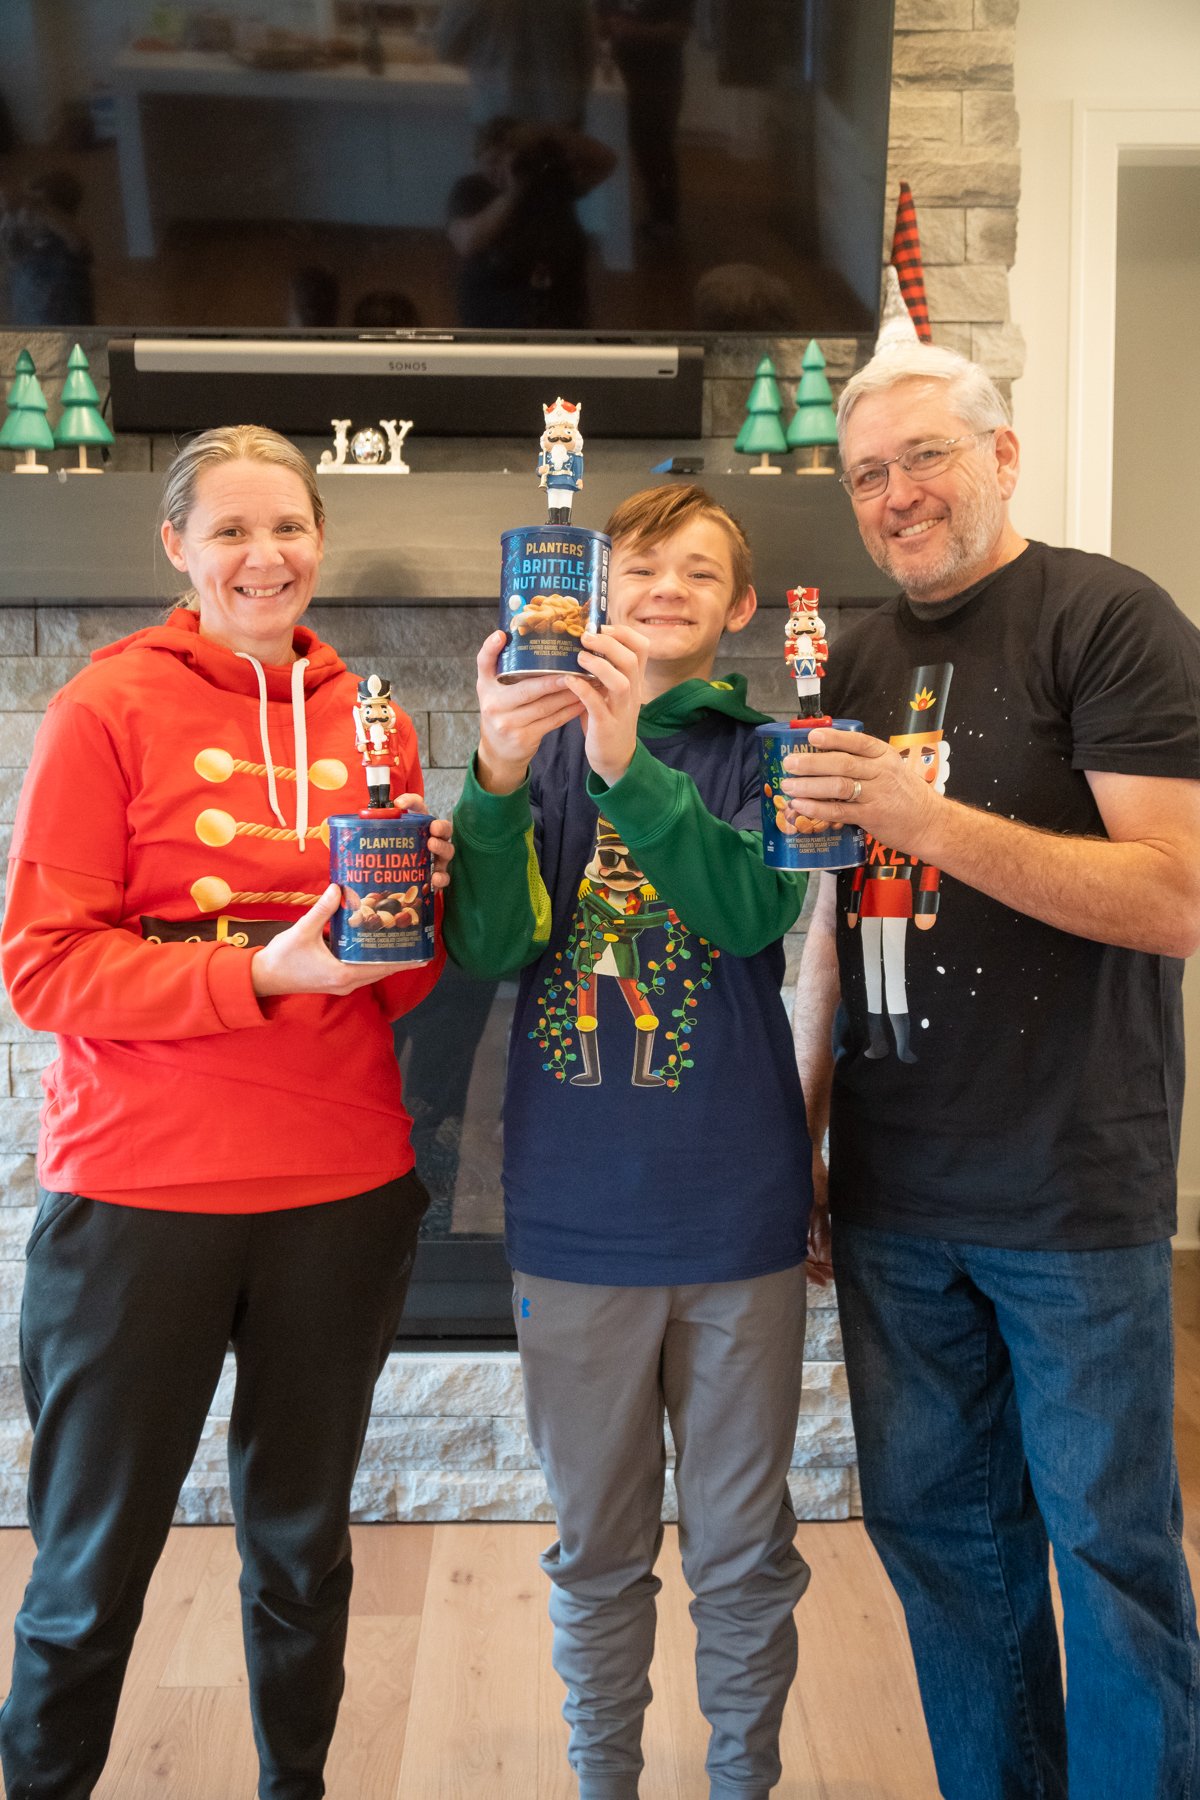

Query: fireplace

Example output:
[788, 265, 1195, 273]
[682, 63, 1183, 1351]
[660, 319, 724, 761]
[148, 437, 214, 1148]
[393, 964, 517, 1345]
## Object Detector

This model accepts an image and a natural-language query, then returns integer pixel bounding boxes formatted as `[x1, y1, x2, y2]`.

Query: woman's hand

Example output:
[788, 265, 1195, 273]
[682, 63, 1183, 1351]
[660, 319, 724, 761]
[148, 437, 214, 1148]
[250, 885, 426, 997]
[474, 630, 586, 794]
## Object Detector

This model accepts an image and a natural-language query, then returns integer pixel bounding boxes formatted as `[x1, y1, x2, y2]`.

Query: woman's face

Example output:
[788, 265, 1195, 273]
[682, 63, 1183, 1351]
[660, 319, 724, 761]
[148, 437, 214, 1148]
[161, 459, 324, 663]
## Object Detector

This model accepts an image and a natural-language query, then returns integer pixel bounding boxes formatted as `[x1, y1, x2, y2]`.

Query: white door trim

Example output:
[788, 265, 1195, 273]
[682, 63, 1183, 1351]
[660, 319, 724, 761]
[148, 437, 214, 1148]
[1067, 104, 1200, 553]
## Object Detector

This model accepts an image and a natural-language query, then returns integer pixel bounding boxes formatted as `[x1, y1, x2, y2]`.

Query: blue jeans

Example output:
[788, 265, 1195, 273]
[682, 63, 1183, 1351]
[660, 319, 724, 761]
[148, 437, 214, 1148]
[833, 1220, 1199, 1800]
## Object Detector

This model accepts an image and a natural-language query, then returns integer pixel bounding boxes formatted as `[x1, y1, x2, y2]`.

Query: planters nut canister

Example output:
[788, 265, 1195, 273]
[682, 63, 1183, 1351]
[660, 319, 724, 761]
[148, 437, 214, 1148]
[497, 525, 610, 681]
[329, 812, 435, 963]
[756, 720, 867, 872]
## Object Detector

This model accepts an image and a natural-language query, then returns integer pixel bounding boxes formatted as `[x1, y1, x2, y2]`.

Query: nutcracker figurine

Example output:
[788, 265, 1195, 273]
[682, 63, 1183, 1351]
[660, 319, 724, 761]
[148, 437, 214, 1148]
[537, 396, 584, 524]
[756, 583, 865, 871]
[783, 585, 829, 721]
[353, 673, 401, 811]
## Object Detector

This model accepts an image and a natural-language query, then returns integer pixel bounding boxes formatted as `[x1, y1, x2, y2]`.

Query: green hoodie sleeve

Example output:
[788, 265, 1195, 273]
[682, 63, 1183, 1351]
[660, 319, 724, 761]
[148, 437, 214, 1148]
[440, 758, 554, 977]
[586, 741, 805, 956]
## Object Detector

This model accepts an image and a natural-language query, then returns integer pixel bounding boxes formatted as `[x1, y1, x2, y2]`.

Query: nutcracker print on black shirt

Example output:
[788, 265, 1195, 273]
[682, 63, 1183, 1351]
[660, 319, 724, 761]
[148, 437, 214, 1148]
[846, 663, 953, 1064]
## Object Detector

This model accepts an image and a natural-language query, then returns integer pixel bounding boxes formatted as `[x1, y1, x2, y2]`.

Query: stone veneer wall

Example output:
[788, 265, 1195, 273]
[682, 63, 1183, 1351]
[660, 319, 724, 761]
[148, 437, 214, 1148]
[0, 0, 1020, 1524]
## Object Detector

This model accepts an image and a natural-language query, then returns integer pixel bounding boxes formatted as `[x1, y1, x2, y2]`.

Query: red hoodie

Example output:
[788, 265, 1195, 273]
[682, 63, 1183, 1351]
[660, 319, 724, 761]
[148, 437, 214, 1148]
[2, 610, 444, 1211]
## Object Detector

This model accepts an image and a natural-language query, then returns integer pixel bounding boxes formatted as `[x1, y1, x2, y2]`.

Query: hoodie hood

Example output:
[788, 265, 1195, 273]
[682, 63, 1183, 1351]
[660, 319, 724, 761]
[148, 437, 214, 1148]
[92, 608, 351, 849]
[90, 606, 348, 700]
[637, 672, 772, 739]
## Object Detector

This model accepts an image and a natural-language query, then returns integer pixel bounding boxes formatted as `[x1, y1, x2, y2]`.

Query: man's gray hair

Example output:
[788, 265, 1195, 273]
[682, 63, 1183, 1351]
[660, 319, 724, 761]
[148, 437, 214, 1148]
[836, 344, 1011, 459]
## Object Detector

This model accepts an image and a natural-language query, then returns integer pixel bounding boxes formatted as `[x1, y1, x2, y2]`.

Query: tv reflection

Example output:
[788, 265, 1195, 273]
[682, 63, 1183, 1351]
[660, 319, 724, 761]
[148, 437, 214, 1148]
[445, 116, 615, 331]
[597, 0, 695, 243]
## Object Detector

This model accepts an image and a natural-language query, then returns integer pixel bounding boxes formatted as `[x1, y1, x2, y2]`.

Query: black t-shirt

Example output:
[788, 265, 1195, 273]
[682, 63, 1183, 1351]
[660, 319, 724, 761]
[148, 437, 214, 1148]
[820, 540, 1200, 1250]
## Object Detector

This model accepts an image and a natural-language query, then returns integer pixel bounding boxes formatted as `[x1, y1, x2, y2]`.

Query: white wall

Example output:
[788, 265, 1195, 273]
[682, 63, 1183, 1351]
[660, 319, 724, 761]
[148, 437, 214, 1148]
[1011, 2, 1200, 1242]
[1110, 162, 1200, 1237]
[1009, 0, 1200, 549]
[1112, 164, 1200, 622]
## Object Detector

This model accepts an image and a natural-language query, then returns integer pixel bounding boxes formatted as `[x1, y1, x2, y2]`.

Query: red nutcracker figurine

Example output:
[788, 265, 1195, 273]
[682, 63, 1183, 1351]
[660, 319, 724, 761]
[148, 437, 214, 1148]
[353, 673, 402, 811]
[783, 586, 829, 721]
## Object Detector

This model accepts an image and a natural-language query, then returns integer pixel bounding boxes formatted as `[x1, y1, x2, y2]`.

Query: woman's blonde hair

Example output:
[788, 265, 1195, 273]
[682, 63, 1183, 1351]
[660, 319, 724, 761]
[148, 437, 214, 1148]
[161, 425, 324, 612]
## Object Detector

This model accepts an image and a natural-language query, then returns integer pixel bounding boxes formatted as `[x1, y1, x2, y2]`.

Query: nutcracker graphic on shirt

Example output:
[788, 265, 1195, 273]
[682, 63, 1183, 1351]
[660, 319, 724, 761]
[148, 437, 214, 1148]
[530, 815, 719, 1091]
[846, 663, 953, 1064]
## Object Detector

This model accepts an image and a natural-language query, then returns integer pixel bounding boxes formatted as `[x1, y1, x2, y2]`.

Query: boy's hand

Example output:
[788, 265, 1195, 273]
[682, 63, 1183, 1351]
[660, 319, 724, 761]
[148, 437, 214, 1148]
[388, 791, 454, 889]
[566, 622, 650, 788]
[475, 630, 586, 794]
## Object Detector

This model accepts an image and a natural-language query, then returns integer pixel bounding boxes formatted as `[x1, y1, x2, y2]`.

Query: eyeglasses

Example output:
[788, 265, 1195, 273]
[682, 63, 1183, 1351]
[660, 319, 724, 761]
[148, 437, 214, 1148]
[838, 430, 996, 500]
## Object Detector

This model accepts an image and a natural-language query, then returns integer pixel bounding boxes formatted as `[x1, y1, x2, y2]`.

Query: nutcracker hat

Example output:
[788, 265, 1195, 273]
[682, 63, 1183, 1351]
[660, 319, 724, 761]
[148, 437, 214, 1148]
[357, 673, 393, 703]
[543, 396, 582, 431]
[890, 662, 953, 738]
[786, 585, 821, 617]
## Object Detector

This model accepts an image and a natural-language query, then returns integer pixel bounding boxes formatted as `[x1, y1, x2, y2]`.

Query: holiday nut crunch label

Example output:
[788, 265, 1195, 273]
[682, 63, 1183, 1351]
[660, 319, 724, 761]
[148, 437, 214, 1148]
[329, 813, 435, 963]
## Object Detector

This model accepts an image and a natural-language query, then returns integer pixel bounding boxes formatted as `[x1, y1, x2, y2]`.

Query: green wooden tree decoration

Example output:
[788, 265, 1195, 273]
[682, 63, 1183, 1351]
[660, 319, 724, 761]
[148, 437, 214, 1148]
[54, 344, 114, 473]
[735, 356, 789, 474]
[786, 339, 839, 474]
[0, 349, 55, 473]
[6, 348, 39, 409]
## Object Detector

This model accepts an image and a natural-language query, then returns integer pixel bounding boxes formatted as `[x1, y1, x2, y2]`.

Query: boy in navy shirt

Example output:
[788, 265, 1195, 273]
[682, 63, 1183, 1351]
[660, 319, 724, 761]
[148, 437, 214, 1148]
[444, 485, 813, 1799]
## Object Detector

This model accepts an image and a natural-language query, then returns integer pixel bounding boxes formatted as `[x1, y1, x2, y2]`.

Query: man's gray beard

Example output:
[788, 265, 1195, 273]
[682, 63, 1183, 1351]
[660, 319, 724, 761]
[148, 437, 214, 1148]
[878, 485, 1006, 599]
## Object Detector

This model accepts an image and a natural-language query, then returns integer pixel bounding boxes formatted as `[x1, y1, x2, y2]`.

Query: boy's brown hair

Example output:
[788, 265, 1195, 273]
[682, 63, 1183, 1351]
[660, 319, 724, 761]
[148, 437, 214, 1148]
[604, 485, 752, 604]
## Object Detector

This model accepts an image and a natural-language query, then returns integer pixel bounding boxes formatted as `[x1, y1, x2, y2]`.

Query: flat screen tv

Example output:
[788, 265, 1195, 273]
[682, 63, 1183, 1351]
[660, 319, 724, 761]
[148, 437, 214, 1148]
[0, 0, 895, 342]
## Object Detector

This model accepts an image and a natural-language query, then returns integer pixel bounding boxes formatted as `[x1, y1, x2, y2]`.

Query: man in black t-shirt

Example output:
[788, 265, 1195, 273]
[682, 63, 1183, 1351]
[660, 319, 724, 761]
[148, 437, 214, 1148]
[788, 343, 1200, 1800]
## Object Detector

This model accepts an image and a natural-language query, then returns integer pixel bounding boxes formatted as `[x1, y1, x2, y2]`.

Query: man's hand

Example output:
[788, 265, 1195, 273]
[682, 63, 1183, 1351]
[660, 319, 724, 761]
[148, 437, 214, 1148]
[474, 630, 586, 794]
[781, 726, 941, 858]
[251, 885, 427, 997]
[565, 621, 650, 788]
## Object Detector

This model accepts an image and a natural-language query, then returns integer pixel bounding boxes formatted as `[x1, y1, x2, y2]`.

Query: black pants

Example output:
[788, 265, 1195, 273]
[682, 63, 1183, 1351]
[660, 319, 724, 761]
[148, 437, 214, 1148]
[0, 1173, 428, 1800]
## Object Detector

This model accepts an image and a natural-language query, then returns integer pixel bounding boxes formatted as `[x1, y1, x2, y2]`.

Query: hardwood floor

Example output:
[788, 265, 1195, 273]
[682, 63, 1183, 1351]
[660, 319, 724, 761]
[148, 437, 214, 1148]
[3, 1253, 1200, 1797]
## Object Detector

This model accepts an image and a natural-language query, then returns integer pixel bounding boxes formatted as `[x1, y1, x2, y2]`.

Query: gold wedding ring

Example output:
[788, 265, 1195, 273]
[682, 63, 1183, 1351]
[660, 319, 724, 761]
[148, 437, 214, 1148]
[850, 779, 863, 802]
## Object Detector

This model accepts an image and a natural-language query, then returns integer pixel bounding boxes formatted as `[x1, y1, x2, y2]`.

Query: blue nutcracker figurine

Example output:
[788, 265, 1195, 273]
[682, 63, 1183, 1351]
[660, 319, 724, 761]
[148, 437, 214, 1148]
[538, 396, 584, 524]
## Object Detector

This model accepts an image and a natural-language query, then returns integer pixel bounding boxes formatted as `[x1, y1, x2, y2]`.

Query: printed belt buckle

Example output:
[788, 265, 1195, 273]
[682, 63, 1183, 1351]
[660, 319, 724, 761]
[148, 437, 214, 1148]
[141, 914, 290, 947]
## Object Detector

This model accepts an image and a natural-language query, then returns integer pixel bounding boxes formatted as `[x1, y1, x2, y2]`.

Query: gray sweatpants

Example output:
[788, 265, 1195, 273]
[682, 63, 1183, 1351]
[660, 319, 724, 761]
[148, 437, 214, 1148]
[514, 1265, 809, 1800]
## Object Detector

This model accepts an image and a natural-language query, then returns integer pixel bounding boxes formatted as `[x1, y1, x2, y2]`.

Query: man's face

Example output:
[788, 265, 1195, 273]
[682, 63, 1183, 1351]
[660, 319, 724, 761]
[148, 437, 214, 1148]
[842, 380, 1018, 601]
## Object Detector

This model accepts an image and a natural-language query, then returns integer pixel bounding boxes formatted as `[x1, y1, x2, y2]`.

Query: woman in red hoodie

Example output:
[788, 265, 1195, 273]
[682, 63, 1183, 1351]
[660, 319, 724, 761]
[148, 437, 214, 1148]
[0, 425, 451, 1800]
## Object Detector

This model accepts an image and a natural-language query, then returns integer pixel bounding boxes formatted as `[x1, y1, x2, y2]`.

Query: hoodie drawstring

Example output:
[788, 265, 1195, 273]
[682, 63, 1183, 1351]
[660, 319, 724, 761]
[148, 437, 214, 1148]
[236, 652, 311, 851]
[292, 656, 310, 850]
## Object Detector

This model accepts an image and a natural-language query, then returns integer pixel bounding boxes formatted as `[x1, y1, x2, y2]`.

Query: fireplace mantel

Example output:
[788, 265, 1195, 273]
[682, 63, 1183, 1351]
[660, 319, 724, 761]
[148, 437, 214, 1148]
[0, 469, 894, 610]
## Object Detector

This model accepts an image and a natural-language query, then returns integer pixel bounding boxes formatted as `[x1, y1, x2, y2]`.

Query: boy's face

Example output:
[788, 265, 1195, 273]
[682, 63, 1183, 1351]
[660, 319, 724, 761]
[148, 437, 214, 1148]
[608, 517, 756, 683]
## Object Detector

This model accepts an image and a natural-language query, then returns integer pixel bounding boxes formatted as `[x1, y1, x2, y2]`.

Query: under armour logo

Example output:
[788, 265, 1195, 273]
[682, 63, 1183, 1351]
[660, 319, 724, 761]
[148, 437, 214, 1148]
[520, 1297, 531, 1318]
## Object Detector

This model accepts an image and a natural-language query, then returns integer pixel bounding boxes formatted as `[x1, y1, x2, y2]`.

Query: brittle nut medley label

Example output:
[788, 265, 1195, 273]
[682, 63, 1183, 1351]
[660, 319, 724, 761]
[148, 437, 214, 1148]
[499, 528, 611, 676]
